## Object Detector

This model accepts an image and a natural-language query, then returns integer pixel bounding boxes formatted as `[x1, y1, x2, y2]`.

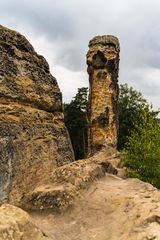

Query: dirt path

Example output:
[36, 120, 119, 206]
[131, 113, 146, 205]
[30, 173, 160, 240]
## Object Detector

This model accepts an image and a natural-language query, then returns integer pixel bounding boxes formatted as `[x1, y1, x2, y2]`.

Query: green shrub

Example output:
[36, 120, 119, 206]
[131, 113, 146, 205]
[124, 110, 160, 188]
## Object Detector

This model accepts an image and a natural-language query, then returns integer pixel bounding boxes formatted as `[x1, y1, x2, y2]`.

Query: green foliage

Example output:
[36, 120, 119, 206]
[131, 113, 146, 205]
[64, 87, 88, 160]
[118, 83, 150, 150]
[124, 110, 160, 188]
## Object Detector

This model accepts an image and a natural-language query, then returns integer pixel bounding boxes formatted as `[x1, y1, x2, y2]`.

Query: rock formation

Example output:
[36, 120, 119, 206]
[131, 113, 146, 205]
[20, 146, 118, 212]
[1, 150, 160, 240]
[0, 26, 160, 240]
[0, 204, 49, 240]
[0, 25, 74, 205]
[87, 35, 120, 156]
[31, 173, 160, 240]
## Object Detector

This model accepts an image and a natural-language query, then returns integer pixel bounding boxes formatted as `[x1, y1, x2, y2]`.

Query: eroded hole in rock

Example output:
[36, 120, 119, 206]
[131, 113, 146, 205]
[107, 59, 115, 73]
[91, 107, 109, 128]
[96, 71, 107, 80]
[92, 51, 107, 68]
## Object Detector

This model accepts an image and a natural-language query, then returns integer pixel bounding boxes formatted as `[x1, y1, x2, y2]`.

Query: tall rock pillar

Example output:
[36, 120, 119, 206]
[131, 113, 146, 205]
[87, 35, 120, 156]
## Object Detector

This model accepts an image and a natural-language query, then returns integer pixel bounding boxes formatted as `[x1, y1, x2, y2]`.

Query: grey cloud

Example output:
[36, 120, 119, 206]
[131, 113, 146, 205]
[0, 0, 160, 108]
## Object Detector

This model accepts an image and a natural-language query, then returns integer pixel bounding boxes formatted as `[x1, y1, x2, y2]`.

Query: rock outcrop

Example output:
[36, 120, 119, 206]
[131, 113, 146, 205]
[0, 27, 160, 240]
[31, 174, 160, 240]
[87, 35, 120, 156]
[0, 25, 74, 205]
[0, 204, 49, 239]
[20, 146, 119, 211]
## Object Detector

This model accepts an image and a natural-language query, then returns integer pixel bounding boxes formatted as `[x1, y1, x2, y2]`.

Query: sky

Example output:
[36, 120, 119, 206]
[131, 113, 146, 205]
[0, 0, 160, 111]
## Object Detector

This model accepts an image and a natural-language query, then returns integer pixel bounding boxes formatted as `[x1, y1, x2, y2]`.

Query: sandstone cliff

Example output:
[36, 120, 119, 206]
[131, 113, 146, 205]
[0, 25, 74, 205]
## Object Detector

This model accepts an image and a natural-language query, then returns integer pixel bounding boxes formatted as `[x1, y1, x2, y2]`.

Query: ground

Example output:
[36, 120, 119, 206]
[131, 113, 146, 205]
[30, 173, 160, 240]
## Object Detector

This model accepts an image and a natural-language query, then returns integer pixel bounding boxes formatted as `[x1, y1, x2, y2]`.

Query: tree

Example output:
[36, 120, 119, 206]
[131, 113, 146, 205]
[64, 87, 88, 160]
[124, 110, 160, 188]
[118, 84, 150, 150]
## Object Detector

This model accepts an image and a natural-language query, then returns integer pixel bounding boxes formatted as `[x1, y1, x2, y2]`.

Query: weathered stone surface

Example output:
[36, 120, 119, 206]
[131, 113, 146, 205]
[0, 25, 61, 112]
[21, 184, 77, 212]
[87, 35, 120, 156]
[1, 28, 159, 240]
[31, 175, 160, 240]
[20, 146, 119, 211]
[0, 204, 49, 239]
[0, 25, 74, 205]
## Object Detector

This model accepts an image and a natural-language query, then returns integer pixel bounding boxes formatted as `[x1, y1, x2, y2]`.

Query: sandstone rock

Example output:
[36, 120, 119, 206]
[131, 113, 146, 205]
[31, 174, 160, 240]
[20, 147, 119, 211]
[1, 26, 159, 240]
[0, 204, 49, 239]
[21, 184, 77, 212]
[0, 25, 74, 205]
[87, 35, 120, 156]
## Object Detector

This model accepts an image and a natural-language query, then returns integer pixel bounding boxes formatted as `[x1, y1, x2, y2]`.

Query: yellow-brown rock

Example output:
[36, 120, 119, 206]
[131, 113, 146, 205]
[20, 146, 118, 212]
[0, 204, 49, 239]
[31, 174, 160, 240]
[87, 35, 120, 156]
[0, 25, 74, 205]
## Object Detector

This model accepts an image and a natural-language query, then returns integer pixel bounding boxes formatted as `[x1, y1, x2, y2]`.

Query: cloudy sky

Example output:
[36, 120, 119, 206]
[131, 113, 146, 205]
[0, 0, 160, 111]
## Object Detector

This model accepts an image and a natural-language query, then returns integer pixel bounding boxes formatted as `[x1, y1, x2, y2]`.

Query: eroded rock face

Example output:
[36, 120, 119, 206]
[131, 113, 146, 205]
[87, 35, 120, 156]
[20, 146, 118, 212]
[0, 25, 74, 204]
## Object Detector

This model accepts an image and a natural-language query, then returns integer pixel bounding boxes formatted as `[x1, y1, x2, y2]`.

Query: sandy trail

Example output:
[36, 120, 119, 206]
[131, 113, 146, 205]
[30, 173, 160, 240]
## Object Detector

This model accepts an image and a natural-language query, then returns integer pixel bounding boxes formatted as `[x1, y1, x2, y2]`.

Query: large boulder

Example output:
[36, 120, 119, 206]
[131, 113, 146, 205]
[0, 204, 49, 239]
[0, 25, 74, 205]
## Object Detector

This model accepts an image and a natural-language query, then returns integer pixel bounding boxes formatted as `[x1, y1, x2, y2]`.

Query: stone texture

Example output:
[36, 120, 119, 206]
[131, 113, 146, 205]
[87, 35, 120, 156]
[1, 27, 159, 240]
[31, 174, 160, 240]
[0, 204, 49, 239]
[20, 146, 119, 211]
[0, 25, 74, 205]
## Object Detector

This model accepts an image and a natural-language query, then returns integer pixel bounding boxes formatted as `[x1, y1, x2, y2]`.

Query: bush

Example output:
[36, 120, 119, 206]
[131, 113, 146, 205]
[124, 110, 160, 188]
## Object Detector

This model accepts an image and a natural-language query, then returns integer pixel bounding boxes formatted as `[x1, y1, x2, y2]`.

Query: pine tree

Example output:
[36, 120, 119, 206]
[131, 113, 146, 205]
[64, 87, 88, 159]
